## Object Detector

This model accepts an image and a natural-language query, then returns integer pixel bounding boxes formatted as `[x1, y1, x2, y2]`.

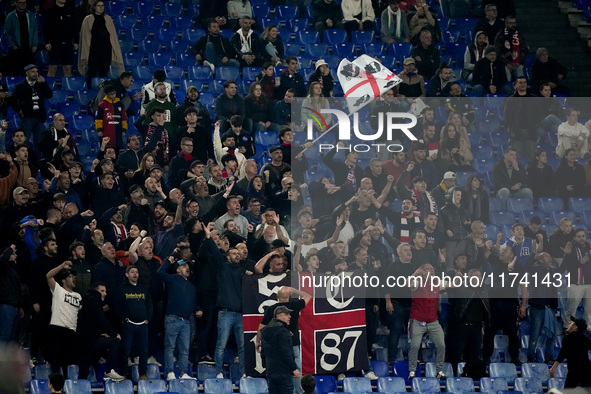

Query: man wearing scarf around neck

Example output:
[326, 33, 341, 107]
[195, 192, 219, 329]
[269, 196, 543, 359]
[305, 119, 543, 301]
[167, 137, 195, 189]
[380, 0, 410, 44]
[494, 15, 529, 81]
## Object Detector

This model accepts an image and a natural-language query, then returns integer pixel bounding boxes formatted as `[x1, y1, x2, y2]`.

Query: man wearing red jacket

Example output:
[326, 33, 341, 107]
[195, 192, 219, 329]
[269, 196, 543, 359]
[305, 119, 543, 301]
[95, 85, 128, 150]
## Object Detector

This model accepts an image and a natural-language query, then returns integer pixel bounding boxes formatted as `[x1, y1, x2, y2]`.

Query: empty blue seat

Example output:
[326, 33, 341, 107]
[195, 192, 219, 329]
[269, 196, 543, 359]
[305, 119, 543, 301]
[276, 5, 299, 19]
[201, 378, 232, 393]
[489, 363, 517, 384]
[507, 197, 534, 212]
[145, 15, 165, 29]
[138, 39, 162, 54]
[62, 77, 87, 92]
[314, 375, 337, 393]
[71, 115, 95, 130]
[285, 43, 303, 56]
[131, 364, 160, 383]
[133, 65, 154, 81]
[298, 31, 320, 45]
[129, 27, 149, 41]
[369, 360, 389, 378]
[176, 52, 197, 68]
[514, 377, 543, 394]
[521, 363, 550, 384]
[446, 377, 474, 393]
[137, 379, 166, 394]
[49, 90, 68, 107]
[252, 4, 270, 19]
[64, 379, 92, 394]
[488, 131, 510, 147]
[519, 211, 545, 225]
[104, 379, 133, 394]
[115, 15, 137, 30]
[426, 362, 454, 378]
[412, 377, 440, 393]
[156, 28, 178, 43]
[538, 197, 564, 212]
[171, 16, 193, 30]
[30, 379, 50, 394]
[389, 42, 412, 57]
[188, 65, 212, 80]
[255, 130, 279, 147]
[569, 197, 591, 212]
[547, 378, 565, 390]
[306, 43, 328, 58]
[333, 43, 356, 58]
[183, 28, 206, 42]
[164, 65, 184, 80]
[105, 2, 127, 15]
[196, 363, 217, 382]
[132, 1, 154, 16]
[285, 18, 308, 32]
[119, 38, 134, 53]
[217, 66, 240, 81]
[550, 211, 576, 226]
[473, 158, 496, 173]
[34, 364, 52, 380]
[362, 42, 384, 56]
[324, 29, 348, 44]
[352, 30, 375, 44]
[149, 53, 172, 67]
[179, 79, 203, 91]
[56, 102, 81, 118]
[239, 377, 268, 394]
[343, 377, 372, 394]
[162, 2, 183, 16]
[555, 363, 568, 378]
[124, 52, 144, 67]
[490, 211, 516, 226]
[479, 377, 508, 394]
[169, 378, 199, 394]
[377, 377, 406, 394]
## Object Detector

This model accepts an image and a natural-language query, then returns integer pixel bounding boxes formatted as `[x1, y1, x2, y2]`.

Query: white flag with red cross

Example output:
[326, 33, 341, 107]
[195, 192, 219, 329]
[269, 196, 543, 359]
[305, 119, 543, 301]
[337, 54, 402, 113]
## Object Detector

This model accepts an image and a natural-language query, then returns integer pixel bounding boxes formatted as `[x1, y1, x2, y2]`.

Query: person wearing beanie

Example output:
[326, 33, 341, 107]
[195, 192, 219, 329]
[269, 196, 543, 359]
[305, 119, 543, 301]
[471, 46, 512, 96]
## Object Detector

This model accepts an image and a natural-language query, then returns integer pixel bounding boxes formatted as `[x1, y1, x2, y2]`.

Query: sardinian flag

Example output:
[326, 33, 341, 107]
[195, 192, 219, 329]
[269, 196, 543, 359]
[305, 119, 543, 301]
[337, 54, 402, 113]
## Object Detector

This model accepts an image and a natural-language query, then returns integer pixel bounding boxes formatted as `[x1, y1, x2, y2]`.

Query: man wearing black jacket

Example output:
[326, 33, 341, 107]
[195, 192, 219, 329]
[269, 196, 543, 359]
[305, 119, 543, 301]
[549, 316, 591, 387]
[323, 145, 363, 191]
[0, 245, 21, 342]
[115, 266, 153, 380]
[261, 305, 301, 394]
[77, 282, 125, 381]
[191, 19, 240, 73]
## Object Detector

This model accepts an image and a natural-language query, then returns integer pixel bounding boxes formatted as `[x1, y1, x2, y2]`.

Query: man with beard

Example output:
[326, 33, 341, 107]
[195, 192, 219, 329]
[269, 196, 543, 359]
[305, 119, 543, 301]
[396, 167, 437, 217]
[181, 175, 226, 219]
[68, 241, 93, 297]
[39, 114, 79, 161]
[463, 31, 488, 83]
[382, 152, 408, 185]
[175, 107, 214, 165]
[152, 196, 185, 259]
[494, 16, 528, 81]
[190, 19, 239, 73]
[143, 83, 177, 137]
[176, 86, 212, 129]
[262, 146, 290, 192]
[86, 171, 125, 218]
[121, 185, 154, 233]
[562, 229, 591, 331]
[405, 144, 438, 190]
[423, 212, 445, 255]
[115, 132, 163, 182]
[214, 81, 245, 133]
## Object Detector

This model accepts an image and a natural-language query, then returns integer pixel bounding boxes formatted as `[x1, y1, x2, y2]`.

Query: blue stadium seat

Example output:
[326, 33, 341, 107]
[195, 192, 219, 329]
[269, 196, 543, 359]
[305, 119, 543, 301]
[169, 378, 199, 394]
[71, 115, 95, 130]
[145, 15, 165, 29]
[179, 79, 203, 92]
[239, 377, 268, 394]
[138, 39, 162, 54]
[36, 50, 50, 67]
[137, 379, 166, 394]
[62, 77, 87, 92]
[506, 197, 534, 212]
[521, 363, 550, 384]
[412, 377, 440, 393]
[5, 76, 24, 91]
[203, 378, 232, 393]
[306, 43, 328, 58]
[514, 377, 543, 394]
[369, 360, 389, 378]
[285, 18, 309, 32]
[124, 52, 144, 67]
[324, 29, 348, 44]
[104, 379, 133, 394]
[64, 379, 92, 394]
[156, 28, 178, 43]
[162, 2, 183, 16]
[473, 158, 496, 173]
[473, 144, 493, 159]
[197, 363, 217, 382]
[30, 379, 50, 394]
[343, 377, 372, 394]
[285, 43, 303, 56]
[105, 2, 127, 15]
[56, 102, 81, 118]
[377, 377, 406, 394]
[129, 27, 150, 41]
[489, 363, 517, 384]
[550, 211, 576, 226]
[456, 363, 465, 377]
[569, 197, 591, 212]
[217, 67, 240, 81]
[333, 43, 356, 58]
[490, 211, 516, 226]
[454, 171, 472, 189]
[208, 80, 226, 95]
[363, 43, 384, 56]
[188, 65, 213, 80]
[389, 42, 412, 57]
[488, 131, 510, 147]
[170, 16, 193, 30]
[34, 364, 52, 380]
[519, 211, 545, 225]
[131, 364, 160, 383]
[134, 65, 154, 81]
[538, 197, 564, 212]
[255, 130, 279, 147]
[426, 362, 454, 378]
[115, 15, 137, 30]
[118, 38, 134, 53]
[183, 28, 206, 42]
[149, 53, 172, 67]
[441, 30, 461, 44]
[176, 52, 197, 68]
[298, 31, 320, 45]
[393, 360, 421, 383]
[479, 377, 508, 394]
[446, 377, 474, 393]
[243, 67, 262, 82]
[314, 375, 337, 393]
[352, 30, 375, 44]
[547, 378, 565, 390]
[164, 65, 184, 80]
[252, 5, 271, 19]
[132, 1, 154, 16]
[276, 5, 299, 19]
[49, 90, 68, 107]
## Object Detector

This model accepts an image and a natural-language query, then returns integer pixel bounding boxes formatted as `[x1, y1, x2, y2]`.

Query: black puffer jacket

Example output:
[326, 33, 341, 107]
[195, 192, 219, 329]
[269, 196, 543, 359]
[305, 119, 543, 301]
[0, 247, 20, 307]
[77, 289, 117, 345]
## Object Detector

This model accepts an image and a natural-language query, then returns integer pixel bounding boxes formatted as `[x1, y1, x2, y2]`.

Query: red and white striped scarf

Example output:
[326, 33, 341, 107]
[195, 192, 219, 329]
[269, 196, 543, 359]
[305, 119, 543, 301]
[400, 212, 421, 243]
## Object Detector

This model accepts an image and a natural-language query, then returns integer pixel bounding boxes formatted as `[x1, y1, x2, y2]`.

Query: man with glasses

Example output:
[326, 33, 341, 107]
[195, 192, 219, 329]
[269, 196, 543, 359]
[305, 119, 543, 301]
[472, 4, 503, 44]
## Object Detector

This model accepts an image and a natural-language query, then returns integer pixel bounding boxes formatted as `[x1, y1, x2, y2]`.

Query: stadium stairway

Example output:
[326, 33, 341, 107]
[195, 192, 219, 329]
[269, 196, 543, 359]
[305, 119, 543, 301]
[515, 0, 591, 97]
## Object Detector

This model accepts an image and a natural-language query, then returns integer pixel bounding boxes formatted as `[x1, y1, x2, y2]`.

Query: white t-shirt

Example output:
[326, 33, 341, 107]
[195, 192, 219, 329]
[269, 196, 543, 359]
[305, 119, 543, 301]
[50, 282, 81, 331]
[301, 241, 328, 258]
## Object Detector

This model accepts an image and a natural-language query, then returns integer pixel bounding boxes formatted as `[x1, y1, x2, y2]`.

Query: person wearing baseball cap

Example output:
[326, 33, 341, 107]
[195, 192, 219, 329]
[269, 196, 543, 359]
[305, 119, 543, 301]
[431, 171, 456, 209]
[549, 316, 591, 387]
[260, 302, 302, 393]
